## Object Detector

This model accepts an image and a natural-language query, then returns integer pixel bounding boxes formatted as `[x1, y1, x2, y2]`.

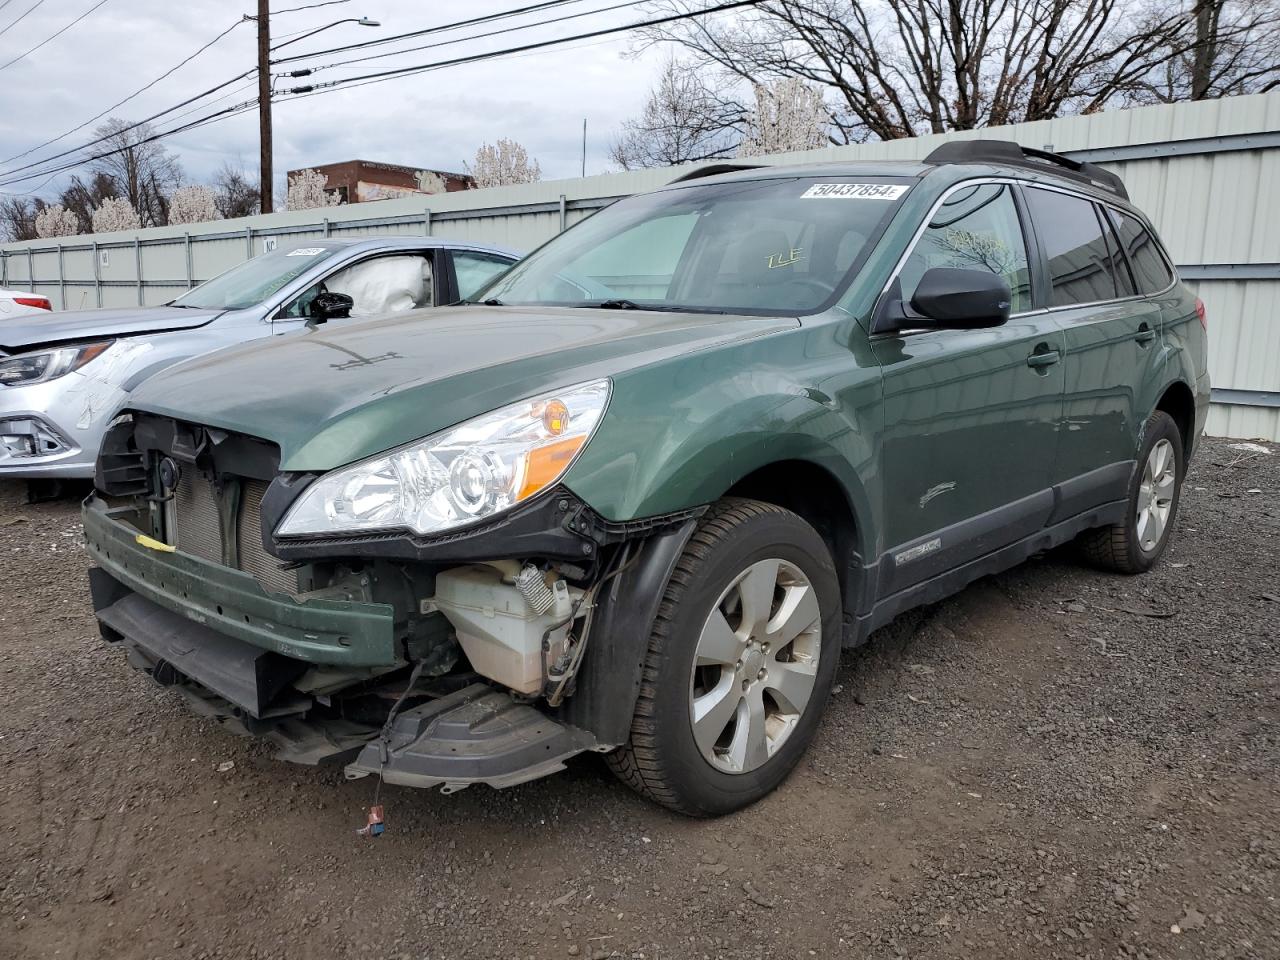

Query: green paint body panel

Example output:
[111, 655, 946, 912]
[83, 498, 399, 666]
[122, 159, 1210, 587]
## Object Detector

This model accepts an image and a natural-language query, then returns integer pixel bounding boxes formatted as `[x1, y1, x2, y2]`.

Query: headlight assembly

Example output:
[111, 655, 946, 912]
[0, 341, 114, 387]
[277, 379, 611, 538]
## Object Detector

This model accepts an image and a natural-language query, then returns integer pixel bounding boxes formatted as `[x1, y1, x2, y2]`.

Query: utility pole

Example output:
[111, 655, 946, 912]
[257, 0, 273, 214]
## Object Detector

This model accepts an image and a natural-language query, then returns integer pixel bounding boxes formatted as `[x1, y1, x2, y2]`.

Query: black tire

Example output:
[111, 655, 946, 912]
[1079, 410, 1184, 574]
[605, 498, 842, 817]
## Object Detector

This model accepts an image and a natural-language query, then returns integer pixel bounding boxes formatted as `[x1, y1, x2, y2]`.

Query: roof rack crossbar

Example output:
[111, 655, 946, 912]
[923, 139, 1128, 200]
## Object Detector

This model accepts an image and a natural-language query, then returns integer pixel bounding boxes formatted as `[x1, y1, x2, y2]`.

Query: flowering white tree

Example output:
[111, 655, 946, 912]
[287, 168, 342, 210]
[90, 197, 142, 233]
[34, 204, 81, 238]
[737, 78, 830, 157]
[167, 185, 220, 225]
[467, 139, 542, 189]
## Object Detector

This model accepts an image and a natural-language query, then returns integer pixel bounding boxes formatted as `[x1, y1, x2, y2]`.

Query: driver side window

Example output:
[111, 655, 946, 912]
[278, 254, 435, 320]
[900, 183, 1032, 314]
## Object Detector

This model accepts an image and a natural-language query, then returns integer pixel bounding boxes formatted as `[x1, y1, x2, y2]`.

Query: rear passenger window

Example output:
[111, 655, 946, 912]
[1099, 211, 1137, 298]
[1025, 188, 1124, 306]
[899, 183, 1032, 313]
[1106, 209, 1175, 294]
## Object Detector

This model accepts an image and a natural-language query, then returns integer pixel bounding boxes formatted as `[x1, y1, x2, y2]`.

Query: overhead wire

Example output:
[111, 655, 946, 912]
[0, 0, 47, 39]
[0, 0, 112, 71]
[270, 0, 594, 65]
[280, 0, 763, 96]
[288, 0, 643, 76]
[0, 0, 762, 189]
[0, 69, 256, 181]
[1, 19, 248, 165]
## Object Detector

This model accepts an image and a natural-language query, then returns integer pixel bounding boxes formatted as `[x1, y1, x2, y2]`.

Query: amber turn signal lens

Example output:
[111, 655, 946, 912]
[541, 398, 570, 435]
[517, 435, 585, 500]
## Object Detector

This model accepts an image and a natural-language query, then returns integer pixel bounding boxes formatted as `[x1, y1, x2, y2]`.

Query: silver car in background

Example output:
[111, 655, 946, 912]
[0, 237, 518, 487]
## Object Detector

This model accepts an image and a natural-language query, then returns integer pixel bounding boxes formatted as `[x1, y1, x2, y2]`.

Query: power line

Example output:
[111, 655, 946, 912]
[274, 0, 351, 13]
[0, 2, 591, 184]
[0, 0, 47, 39]
[0, 69, 255, 181]
[271, 0, 594, 65]
[0, 98, 259, 187]
[0, 0, 762, 190]
[0, 0, 112, 71]
[290, 0, 643, 76]
[1, 19, 246, 165]
[283, 0, 762, 95]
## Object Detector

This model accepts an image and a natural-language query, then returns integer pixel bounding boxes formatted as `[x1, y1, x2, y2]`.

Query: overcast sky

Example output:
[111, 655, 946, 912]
[0, 0, 672, 203]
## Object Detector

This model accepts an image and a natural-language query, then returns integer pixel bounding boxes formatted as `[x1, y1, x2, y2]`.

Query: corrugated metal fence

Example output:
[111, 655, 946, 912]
[3, 93, 1278, 440]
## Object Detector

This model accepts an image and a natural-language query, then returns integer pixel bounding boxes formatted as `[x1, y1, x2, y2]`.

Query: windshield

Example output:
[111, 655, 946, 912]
[477, 176, 913, 315]
[171, 246, 335, 310]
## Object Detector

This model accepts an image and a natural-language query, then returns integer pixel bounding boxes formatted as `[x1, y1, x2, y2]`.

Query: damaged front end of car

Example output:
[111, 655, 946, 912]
[85, 405, 700, 794]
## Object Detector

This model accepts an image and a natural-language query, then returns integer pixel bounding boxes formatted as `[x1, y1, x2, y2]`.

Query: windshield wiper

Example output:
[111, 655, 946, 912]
[481, 298, 505, 306]
[578, 299, 728, 315]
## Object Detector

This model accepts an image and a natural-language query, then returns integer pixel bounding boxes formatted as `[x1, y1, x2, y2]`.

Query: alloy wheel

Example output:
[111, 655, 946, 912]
[1137, 437, 1176, 551]
[688, 558, 822, 775]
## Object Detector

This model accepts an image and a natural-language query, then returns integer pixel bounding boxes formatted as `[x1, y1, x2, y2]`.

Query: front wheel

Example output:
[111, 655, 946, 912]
[606, 498, 841, 816]
[1080, 410, 1184, 574]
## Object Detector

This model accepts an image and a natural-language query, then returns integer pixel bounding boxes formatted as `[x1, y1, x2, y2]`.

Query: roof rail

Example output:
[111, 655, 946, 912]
[923, 139, 1128, 200]
[668, 163, 765, 183]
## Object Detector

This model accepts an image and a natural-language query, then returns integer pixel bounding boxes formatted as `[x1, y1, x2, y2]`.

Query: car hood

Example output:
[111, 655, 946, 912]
[0, 305, 222, 353]
[129, 305, 797, 471]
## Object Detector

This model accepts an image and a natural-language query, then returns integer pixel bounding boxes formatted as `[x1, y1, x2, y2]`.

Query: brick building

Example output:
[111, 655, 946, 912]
[291, 160, 474, 204]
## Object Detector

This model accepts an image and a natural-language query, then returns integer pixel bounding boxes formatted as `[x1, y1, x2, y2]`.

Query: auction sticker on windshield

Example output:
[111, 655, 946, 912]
[801, 183, 909, 200]
[288, 247, 327, 256]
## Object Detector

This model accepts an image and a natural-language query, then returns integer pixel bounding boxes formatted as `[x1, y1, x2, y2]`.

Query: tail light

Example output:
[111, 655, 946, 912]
[14, 296, 51, 311]
[1194, 297, 1207, 332]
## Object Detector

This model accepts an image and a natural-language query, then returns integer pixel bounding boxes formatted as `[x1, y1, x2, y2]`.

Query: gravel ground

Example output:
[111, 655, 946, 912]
[1, 436, 1277, 960]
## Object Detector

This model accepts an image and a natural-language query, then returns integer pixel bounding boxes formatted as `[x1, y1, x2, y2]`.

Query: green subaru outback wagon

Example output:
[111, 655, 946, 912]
[84, 140, 1208, 816]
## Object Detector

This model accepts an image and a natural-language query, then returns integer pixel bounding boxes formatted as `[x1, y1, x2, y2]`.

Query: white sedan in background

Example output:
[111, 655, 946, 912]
[0, 288, 52, 318]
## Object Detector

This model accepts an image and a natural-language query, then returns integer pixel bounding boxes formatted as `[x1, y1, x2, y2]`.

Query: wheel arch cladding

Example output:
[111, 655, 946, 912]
[1156, 379, 1196, 466]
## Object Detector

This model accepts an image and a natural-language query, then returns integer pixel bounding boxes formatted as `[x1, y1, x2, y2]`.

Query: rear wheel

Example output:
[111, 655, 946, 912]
[1080, 410, 1184, 574]
[606, 498, 841, 816]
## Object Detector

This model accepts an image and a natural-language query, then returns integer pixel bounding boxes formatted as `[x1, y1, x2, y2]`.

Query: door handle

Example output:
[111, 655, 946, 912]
[1135, 323, 1156, 345]
[1026, 349, 1061, 369]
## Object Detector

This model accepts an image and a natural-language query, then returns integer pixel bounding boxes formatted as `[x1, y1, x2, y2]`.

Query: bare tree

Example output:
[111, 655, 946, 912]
[35, 204, 82, 238]
[168, 185, 220, 225]
[89, 118, 183, 226]
[639, 0, 1202, 142]
[467, 139, 542, 188]
[211, 162, 260, 220]
[91, 197, 142, 234]
[610, 54, 743, 169]
[0, 198, 40, 242]
[737, 77, 830, 156]
[1143, 1, 1280, 102]
[286, 169, 343, 211]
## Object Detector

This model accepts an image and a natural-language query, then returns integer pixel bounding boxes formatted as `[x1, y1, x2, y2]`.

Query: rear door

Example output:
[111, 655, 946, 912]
[872, 181, 1066, 593]
[447, 249, 519, 303]
[1022, 187, 1165, 518]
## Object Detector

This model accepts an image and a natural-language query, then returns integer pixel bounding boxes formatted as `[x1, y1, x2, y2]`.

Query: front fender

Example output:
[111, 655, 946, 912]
[564, 324, 880, 555]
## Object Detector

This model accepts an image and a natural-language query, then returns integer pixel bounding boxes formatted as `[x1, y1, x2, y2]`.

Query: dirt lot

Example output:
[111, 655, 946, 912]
[1, 436, 1277, 960]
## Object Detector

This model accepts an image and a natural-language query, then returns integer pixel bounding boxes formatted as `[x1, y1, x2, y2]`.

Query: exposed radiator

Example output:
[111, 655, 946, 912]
[171, 474, 296, 595]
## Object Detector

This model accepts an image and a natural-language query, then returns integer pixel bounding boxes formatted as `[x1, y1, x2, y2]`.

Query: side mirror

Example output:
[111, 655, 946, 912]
[874, 268, 1011, 333]
[308, 291, 354, 324]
